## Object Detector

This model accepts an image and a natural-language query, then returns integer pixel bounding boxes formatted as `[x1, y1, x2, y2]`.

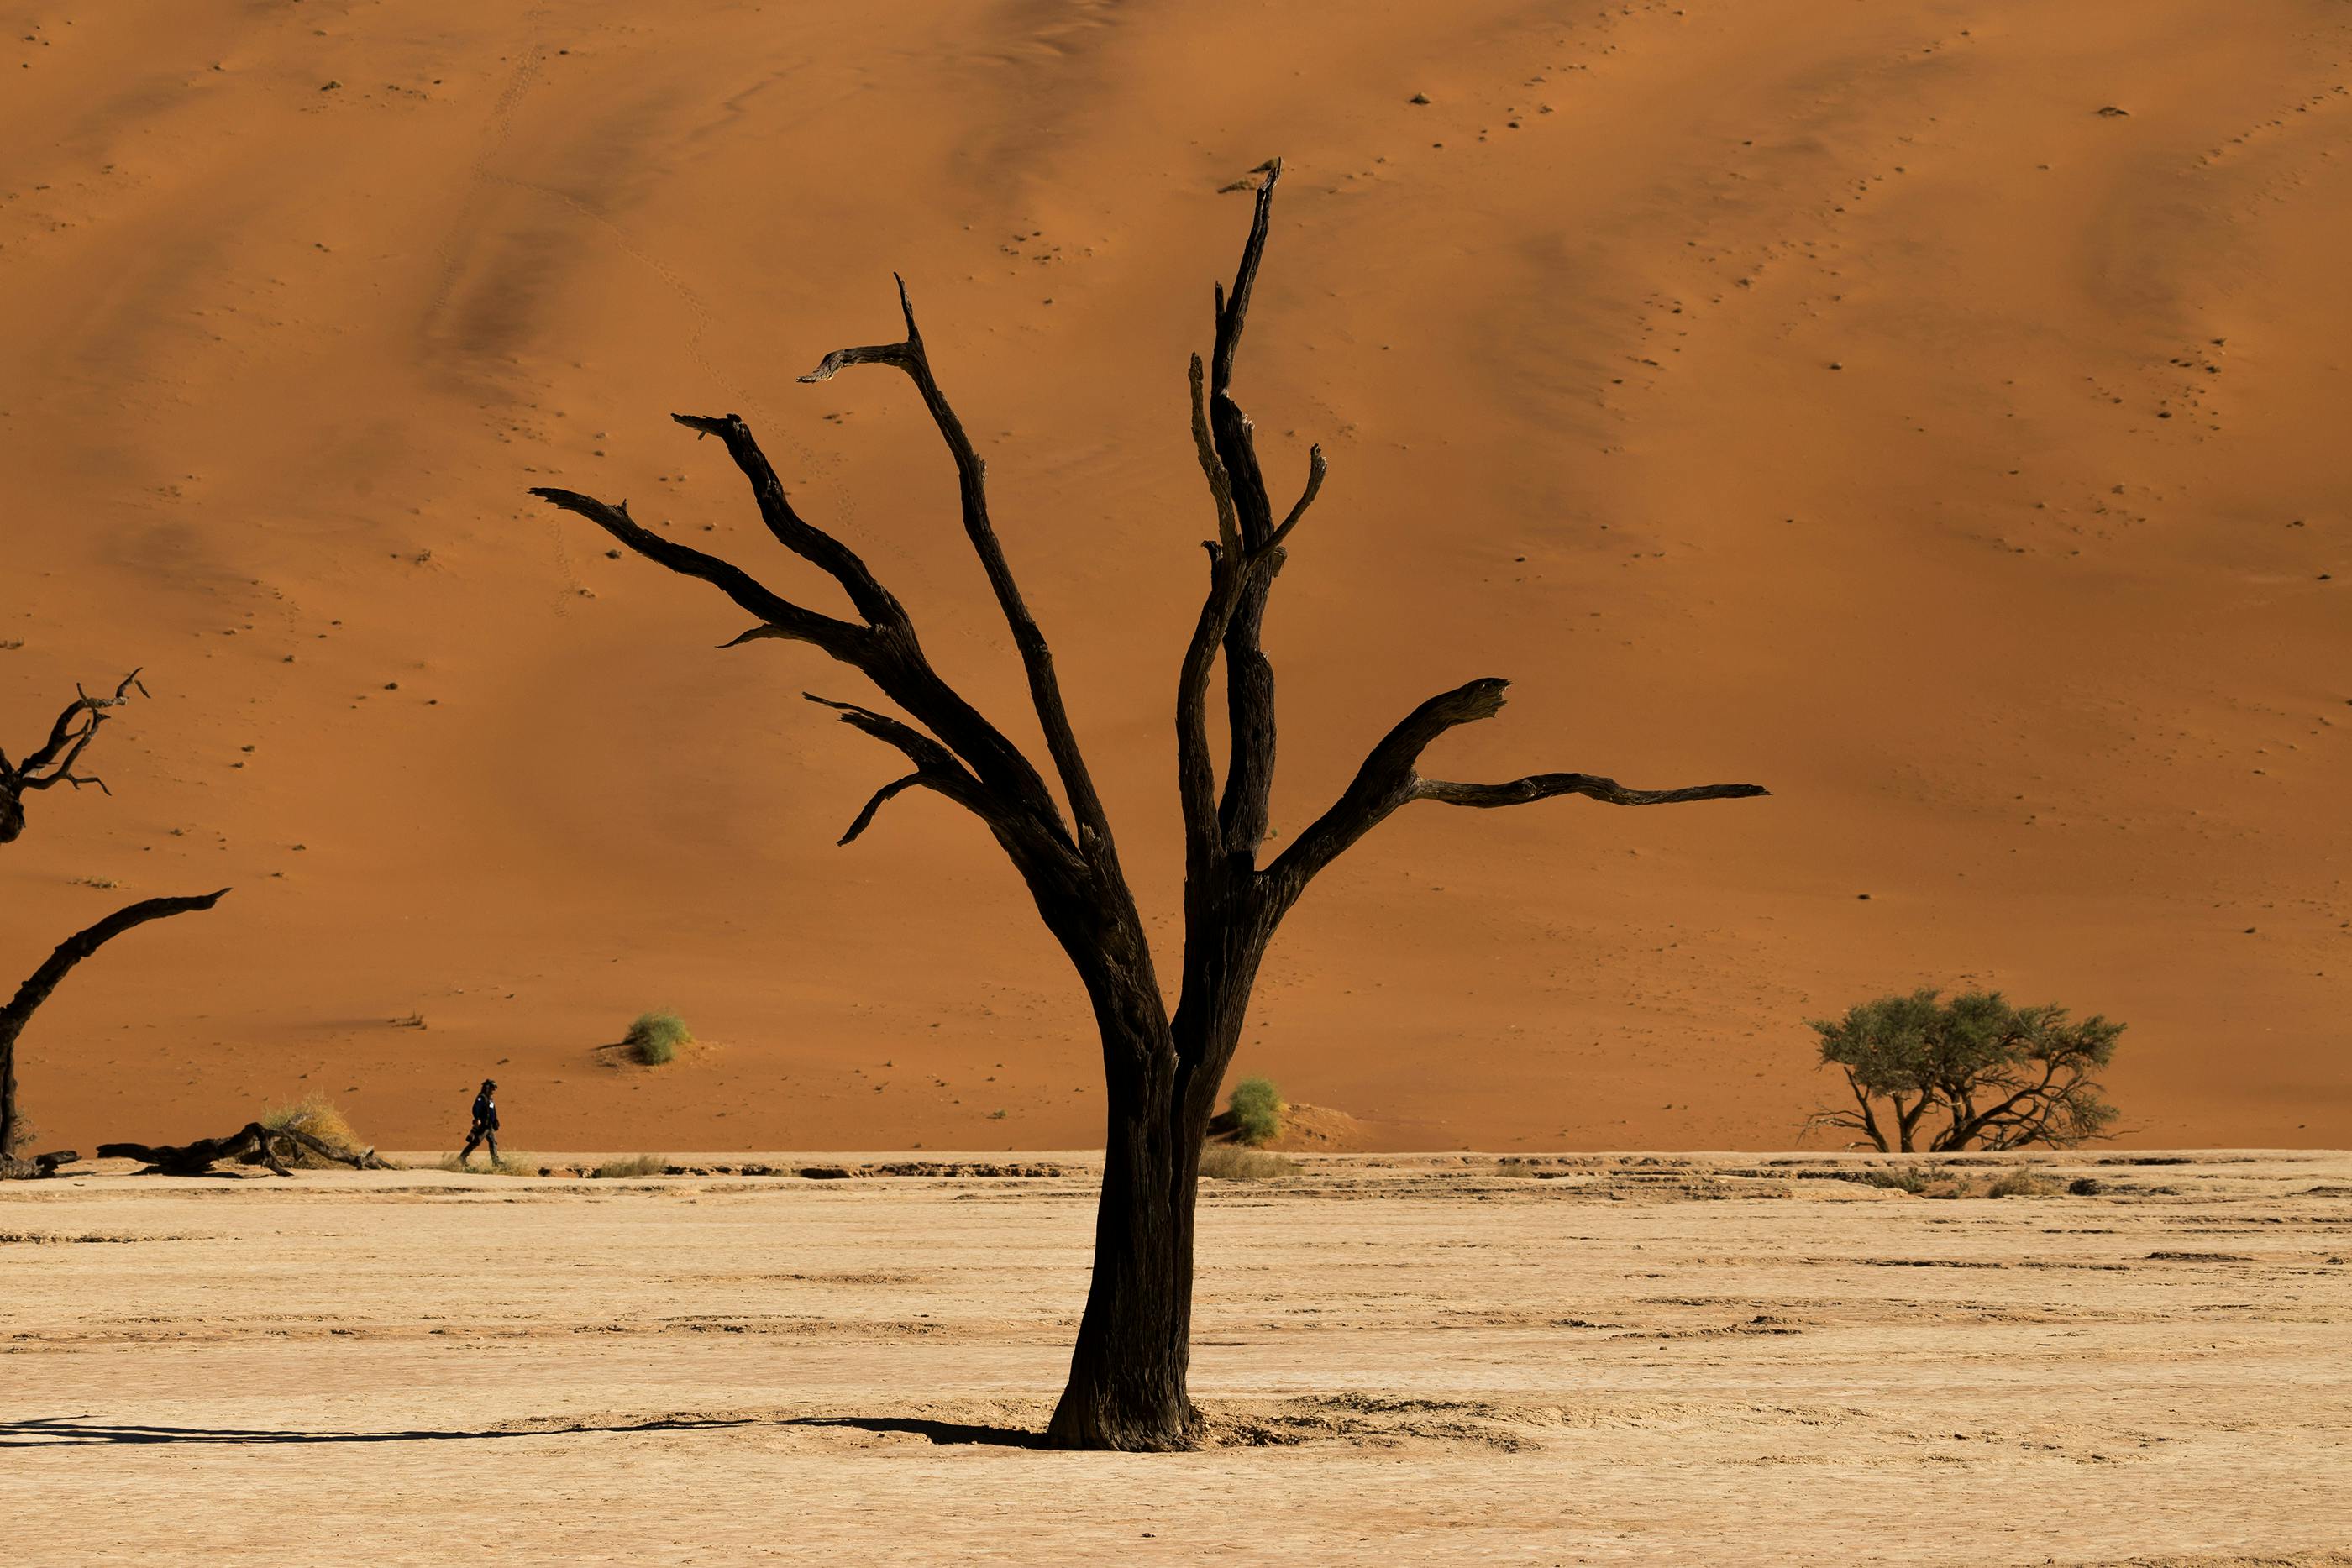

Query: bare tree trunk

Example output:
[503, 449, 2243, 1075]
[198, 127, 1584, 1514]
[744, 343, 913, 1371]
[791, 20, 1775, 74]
[0, 891, 226, 1158]
[533, 163, 1767, 1450]
[1047, 1030, 1207, 1449]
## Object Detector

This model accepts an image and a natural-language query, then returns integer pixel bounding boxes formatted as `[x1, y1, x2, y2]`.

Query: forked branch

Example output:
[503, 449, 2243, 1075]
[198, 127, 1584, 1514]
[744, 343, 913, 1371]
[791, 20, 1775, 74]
[1, 671, 148, 846]
[670, 412, 908, 627]
[802, 692, 1000, 847]
[1205, 164, 1290, 859]
[528, 488, 867, 658]
[533, 462, 1077, 869]
[801, 278, 1116, 866]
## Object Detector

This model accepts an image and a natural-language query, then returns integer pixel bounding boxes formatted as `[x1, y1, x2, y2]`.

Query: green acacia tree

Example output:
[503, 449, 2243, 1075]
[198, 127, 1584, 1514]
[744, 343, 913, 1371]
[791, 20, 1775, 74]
[1807, 988, 2122, 1152]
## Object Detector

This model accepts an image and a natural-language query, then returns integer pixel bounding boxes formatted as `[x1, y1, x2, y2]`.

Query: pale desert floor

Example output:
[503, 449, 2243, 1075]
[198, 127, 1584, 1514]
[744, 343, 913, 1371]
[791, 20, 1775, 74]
[5, 1150, 2348, 1565]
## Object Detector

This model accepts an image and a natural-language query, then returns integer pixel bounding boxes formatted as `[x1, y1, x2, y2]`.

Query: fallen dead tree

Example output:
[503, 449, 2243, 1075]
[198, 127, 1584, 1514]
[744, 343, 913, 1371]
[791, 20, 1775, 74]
[0, 1149, 77, 1180]
[97, 1122, 396, 1177]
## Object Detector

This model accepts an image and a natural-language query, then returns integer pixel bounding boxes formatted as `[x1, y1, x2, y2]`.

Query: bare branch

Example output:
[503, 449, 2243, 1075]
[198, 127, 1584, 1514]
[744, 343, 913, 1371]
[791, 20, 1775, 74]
[803, 692, 974, 779]
[538, 454, 1087, 878]
[3, 889, 228, 1156]
[799, 277, 1115, 865]
[1203, 164, 1290, 858]
[1262, 445, 1326, 555]
[838, 772, 929, 846]
[4, 891, 229, 1030]
[1211, 161, 1282, 406]
[1267, 678, 1767, 906]
[801, 694, 1025, 857]
[669, 412, 907, 627]
[3, 672, 150, 846]
[1175, 553, 1247, 877]
[1415, 774, 1772, 809]
[529, 488, 868, 658]
[1187, 354, 1241, 559]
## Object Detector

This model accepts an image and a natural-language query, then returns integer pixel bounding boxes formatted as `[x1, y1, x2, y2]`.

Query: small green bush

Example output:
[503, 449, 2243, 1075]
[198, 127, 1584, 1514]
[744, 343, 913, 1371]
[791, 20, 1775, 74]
[591, 1154, 668, 1179]
[625, 1010, 692, 1066]
[1986, 1170, 2061, 1199]
[1199, 1145, 1297, 1182]
[1227, 1076, 1282, 1146]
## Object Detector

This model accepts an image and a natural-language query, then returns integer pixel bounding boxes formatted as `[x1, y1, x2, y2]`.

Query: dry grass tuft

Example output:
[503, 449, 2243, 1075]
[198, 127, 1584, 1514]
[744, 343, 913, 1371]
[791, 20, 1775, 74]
[590, 1154, 669, 1179]
[1200, 1145, 1298, 1182]
[258, 1093, 365, 1167]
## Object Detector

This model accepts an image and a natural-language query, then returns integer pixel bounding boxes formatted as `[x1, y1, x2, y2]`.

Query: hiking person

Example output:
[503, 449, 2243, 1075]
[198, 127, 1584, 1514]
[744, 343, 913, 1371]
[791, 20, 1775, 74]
[459, 1078, 501, 1167]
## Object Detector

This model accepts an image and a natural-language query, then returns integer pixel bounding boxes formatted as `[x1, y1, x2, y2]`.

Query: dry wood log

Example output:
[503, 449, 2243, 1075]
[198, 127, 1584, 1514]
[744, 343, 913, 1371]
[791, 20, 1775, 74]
[97, 1122, 394, 1177]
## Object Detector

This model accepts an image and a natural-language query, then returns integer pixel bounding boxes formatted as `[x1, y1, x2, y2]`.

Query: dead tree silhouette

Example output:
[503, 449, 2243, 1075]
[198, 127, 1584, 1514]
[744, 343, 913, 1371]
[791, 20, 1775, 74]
[2, 673, 225, 1168]
[533, 165, 1767, 1449]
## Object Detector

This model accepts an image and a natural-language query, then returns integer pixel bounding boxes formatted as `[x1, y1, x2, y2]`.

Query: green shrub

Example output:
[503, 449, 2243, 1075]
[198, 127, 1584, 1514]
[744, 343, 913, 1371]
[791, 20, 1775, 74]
[1986, 1170, 2061, 1198]
[1226, 1077, 1282, 1146]
[1199, 1145, 1297, 1181]
[625, 1010, 692, 1065]
[590, 1154, 668, 1179]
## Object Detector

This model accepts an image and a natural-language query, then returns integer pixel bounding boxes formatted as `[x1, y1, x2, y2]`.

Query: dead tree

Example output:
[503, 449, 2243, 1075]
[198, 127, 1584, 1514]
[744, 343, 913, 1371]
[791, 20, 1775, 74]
[2, 891, 228, 1160]
[97, 1120, 393, 1177]
[0, 670, 144, 845]
[2, 675, 227, 1164]
[533, 165, 1767, 1450]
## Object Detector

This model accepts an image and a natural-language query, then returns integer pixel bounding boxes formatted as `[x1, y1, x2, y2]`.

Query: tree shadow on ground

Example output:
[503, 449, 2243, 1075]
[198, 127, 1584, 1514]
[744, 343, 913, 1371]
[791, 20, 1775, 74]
[3, 1412, 1042, 1449]
[777, 1414, 1041, 1448]
[0, 1414, 748, 1447]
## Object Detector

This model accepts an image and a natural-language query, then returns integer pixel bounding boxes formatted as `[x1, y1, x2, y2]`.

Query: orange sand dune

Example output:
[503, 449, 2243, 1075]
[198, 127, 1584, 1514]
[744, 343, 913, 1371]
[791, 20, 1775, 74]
[3, 1, 2345, 1154]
